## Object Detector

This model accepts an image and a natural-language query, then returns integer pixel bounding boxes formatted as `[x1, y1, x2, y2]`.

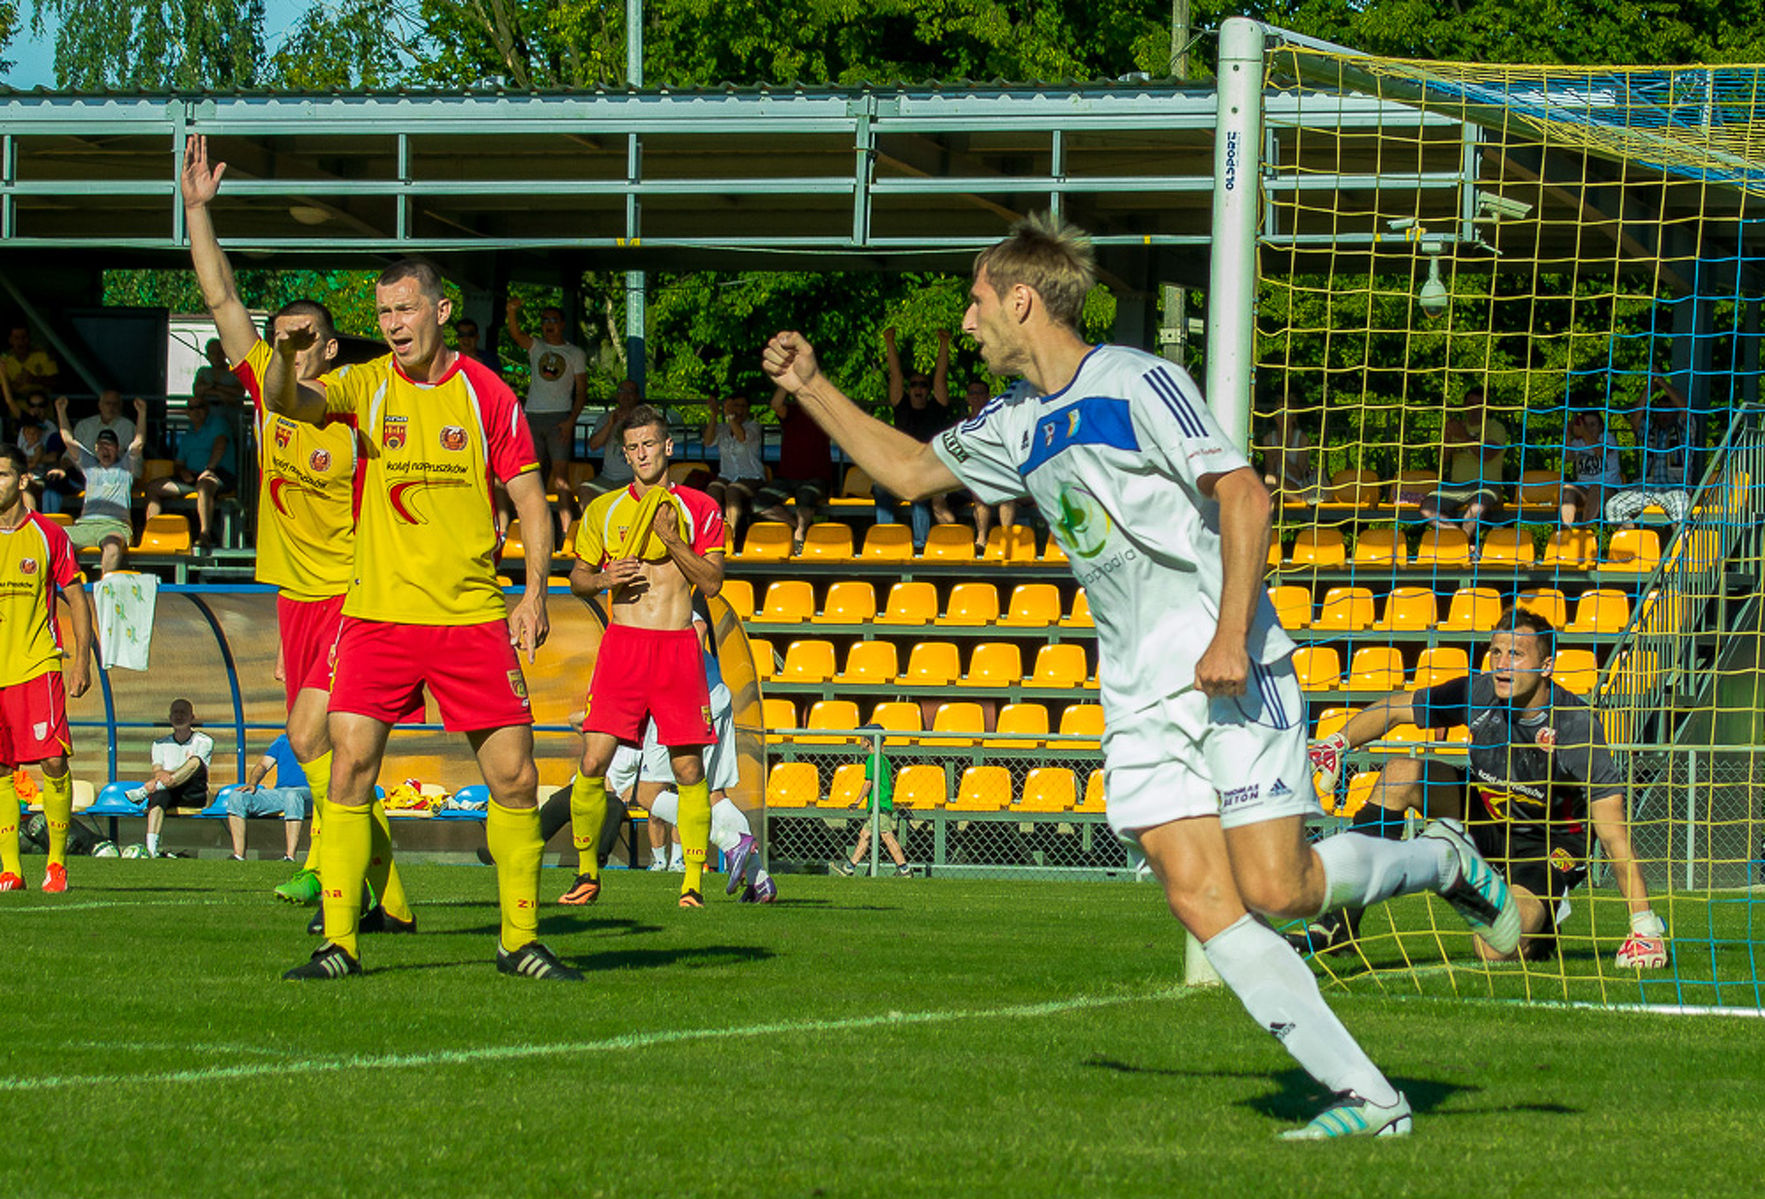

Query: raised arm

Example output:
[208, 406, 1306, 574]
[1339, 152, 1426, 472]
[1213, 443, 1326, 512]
[932, 329, 951, 408]
[1193, 467, 1271, 697]
[129, 398, 148, 454]
[180, 135, 260, 363]
[883, 326, 904, 407]
[702, 397, 721, 449]
[504, 298, 535, 352]
[261, 324, 329, 427]
[53, 396, 84, 457]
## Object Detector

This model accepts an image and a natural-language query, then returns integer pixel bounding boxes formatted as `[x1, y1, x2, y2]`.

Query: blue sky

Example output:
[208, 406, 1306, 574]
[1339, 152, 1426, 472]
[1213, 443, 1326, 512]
[4, 0, 310, 89]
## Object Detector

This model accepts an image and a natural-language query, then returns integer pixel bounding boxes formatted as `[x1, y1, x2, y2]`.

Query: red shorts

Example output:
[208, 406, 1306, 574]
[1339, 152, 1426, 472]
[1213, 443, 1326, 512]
[329, 618, 531, 733]
[277, 593, 347, 710]
[0, 671, 72, 765]
[583, 624, 714, 747]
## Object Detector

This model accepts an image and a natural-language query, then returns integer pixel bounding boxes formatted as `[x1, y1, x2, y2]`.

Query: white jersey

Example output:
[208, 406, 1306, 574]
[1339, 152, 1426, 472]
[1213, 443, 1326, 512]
[151, 729, 214, 774]
[931, 344, 1293, 713]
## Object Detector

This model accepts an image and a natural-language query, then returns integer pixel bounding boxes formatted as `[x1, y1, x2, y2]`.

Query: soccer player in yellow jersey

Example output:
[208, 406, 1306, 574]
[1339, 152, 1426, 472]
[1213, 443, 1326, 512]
[265, 258, 575, 981]
[180, 134, 418, 930]
[0, 445, 94, 893]
[565, 406, 726, 907]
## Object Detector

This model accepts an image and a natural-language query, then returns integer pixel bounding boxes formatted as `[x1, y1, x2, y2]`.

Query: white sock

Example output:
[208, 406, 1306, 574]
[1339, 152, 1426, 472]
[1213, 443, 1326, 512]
[1312, 832, 1453, 917]
[669, 846, 685, 869]
[145, 832, 160, 855]
[1202, 914, 1400, 1107]
[709, 799, 750, 853]
[649, 791, 679, 824]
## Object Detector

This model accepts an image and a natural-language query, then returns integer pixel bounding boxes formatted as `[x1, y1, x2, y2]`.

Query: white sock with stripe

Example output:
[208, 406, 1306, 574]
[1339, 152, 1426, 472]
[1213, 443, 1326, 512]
[1312, 833, 1453, 917]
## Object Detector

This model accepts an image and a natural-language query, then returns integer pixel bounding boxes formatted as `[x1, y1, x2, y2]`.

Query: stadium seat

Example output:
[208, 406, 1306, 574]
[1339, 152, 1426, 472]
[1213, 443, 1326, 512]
[1665, 528, 1722, 571]
[1638, 590, 1684, 635]
[836, 640, 899, 685]
[998, 583, 1062, 627]
[981, 524, 1038, 562]
[859, 523, 914, 560]
[989, 702, 1050, 748]
[868, 701, 924, 745]
[1479, 528, 1535, 567]
[1373, 586, 1437, 631]
[39, 512, 72, 528]
[1057, 703, 1104, 750]
[875, 581, 939, 625]
[939, 582, 1000, 626]
[1601, 527, 1661, 573]
[922, 525, 976, 560]
[1517, 469, 1562, 513]
[740, 521, 795, 560]
[779, 639, 836, 683]
[1292, 646, 1341, 691]
[1312, 707, 1353, 741]
[502, 520, 529, 561]
[761, 697, 797, 732]
[1042, 538, 1068, 564]
[1312, 586, 1375, 633]
[1566, 588, 1631, 634]
[745, 636, 777, 680]
[962, 641, 1023, 687]
[1411, 646, 1469, 689]
[1389, 471, 1435, 509]
[931, 702, 985, 745]
[1026, 643, 1090, 688]
[800, 699, 861, 745]
[1268, 584, 1311, 630]
[765, 762, 820, 809]
[898, 641, 962, 687]
[720, 578, 756, 620]
[1542, 528, 1600, 570]
[1325, 468, 1382, 509]
[1437, 586, 1501, 632]
[1078, 770, 1106, 812]
[1368, 722, 1433, 753]
[893, 764, 950, 810]
[1516, 588, 1569, 631]
[1414, 527, 1470, 567]
[134, 458, 176, 499]
[136, 514, 193, 555]
[825, 763, 868, 809]
[838, 463, 875, 501]
[1336, 769, 1381, 820]
[1347, 646, 1404, 691]
[1266, 540, 1284, 570]
[1061, 589, 1093, 627]
[1552, 648, 1600, 696]
[757, 580, 815, 624]
[1017, 767, 1076, 812]
[797, 522, 854, 560]
[813, 580, 877, 624]
[950, 765, 1011, 811]
[1289, 527, 1346, 568]
[1353, 528, 1409, 567]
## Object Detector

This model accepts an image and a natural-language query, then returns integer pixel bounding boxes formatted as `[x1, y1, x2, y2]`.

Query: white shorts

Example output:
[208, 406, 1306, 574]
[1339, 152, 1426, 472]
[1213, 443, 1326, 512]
[1103, 656, 1318, 837]
[604, 693, 739, 798]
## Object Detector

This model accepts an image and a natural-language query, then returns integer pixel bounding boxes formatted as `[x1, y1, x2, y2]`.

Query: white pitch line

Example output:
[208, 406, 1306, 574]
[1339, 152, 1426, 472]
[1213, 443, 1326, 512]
[0, 897, 240, 915]
[0, 984, 1201, 1095]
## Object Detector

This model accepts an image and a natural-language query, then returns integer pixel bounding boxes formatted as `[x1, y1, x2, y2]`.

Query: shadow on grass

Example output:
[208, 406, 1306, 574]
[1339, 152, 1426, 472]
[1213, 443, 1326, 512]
[439, 916, 663, 939]
[362, 943, 774, 976]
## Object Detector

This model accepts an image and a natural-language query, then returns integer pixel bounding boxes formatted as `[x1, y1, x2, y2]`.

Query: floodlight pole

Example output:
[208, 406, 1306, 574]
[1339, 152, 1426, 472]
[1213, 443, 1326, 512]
[625, 0, 647, 394]
[1205, 16, 1265, 450]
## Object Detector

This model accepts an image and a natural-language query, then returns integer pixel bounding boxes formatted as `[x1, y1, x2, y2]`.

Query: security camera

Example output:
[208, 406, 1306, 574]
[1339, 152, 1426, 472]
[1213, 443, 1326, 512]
[1387, 217, 1419, 232]
[1417, 249, 1449, 316]
[1476, 191, 1534, 221]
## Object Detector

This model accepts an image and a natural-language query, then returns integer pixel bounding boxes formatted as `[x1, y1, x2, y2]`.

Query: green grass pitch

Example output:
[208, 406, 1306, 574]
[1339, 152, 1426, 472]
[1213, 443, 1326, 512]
[2, 861, 1757, 1198]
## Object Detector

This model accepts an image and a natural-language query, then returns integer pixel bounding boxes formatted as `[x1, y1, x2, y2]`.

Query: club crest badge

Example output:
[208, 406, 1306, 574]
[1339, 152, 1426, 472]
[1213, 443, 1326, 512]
[508, 670, 529, 702]
[274, 423, 292, 448]
[1535, 726, 1557, 752]
[440, 426, 468, 452]
[382, 416, 408, 450]
[19, 557, 38, 576]
[310, 448, 332, 472]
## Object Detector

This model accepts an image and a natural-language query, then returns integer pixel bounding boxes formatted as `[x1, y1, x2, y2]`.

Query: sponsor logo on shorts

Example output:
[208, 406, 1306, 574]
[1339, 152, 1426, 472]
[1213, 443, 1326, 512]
[508, 670, 529, 702]
[1267, 778, 1293, 798]
[309, 448, 332, 472]
[440, 425, 468, 452]
[1550, 846, 1576, 873]
[33, 722, 48, 740]
[938, 430, 970, 463]
[382, 415, 408, 450]
[701, 705, 712, 727]
[274, 422, 292, 448]
[1221, 783, 1260, 809]
[19, 557, 38, 576]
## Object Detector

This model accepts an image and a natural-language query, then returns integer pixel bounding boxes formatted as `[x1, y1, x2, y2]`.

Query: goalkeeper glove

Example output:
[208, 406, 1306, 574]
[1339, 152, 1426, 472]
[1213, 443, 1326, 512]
[1308, 732, 1349, 797]
[1615, 908, 1668, 970]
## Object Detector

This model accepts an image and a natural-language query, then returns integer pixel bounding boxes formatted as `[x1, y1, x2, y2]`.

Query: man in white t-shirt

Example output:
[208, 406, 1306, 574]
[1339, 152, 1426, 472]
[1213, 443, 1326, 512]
[701, 394, 766, 532]
[71, 390, 139, 460]
[762, 213, 1519, 1141]
[504, 298, 588, 497]
[126, 698, 214, 858]
[1560, 410, 1625, 524]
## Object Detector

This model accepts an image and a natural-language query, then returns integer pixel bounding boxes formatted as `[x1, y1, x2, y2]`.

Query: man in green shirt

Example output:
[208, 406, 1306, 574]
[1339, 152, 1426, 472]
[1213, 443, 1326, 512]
[831, 725, 913, 877]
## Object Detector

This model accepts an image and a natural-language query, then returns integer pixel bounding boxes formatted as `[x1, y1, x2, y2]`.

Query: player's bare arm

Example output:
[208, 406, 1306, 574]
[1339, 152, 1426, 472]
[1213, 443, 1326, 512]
[1588, 793, 1654, 914]
[1193, 466, 1271, 697]
[180, 134, 258, 362]
[763, 331, 960, 501]
[63, 579, 94, 700]
[261, 322, 328, 426]
[504, 470, 552, 663]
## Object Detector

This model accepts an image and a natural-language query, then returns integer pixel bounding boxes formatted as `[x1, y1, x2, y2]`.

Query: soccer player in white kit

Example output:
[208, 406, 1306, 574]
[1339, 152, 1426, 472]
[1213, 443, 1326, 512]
[763, 214, 1521, 1139]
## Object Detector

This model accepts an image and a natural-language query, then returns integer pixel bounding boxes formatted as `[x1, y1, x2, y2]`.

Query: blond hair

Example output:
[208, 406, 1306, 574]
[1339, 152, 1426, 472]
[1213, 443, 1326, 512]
[972, 212, 1096, 330]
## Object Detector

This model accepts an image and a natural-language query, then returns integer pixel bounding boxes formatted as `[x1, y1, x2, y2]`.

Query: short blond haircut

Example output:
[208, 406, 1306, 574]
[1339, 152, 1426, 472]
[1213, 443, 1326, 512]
[973, 212, 1096, 330]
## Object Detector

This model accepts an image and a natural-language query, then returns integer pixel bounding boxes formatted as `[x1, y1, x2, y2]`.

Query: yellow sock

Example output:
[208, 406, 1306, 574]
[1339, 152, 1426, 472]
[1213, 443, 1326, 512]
[0, 776, 19, 878]
[42, 770, 72, 868]
[486, 799, 542, 952]
[319, 799, 372, 960]
[301, 751, 331, 870]
[568, 773, 607, 881]
[677, 779, 711, 896]
[368, 799, 413, 923]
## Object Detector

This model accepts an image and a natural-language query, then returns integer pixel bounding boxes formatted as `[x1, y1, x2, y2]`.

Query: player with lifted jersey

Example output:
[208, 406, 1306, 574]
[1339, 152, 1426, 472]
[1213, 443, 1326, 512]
[0, 445, 94, 893]
[764, 213, 1522, 1139]
[181, 134, 416, 927]
[563, 405, 726, 907]
[264, 257, 575, 982]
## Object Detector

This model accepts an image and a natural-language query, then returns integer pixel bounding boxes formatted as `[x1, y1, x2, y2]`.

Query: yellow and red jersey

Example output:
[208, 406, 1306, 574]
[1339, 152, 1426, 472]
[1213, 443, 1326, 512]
[320, 352, 536, 625]
[234, 339, 359, 600]
[575, 482, 725, 567]
[0, 512, 81, 687]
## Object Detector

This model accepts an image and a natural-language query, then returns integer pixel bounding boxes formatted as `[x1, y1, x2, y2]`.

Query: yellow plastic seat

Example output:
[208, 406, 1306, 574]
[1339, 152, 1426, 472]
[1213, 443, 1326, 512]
[1368, 723, 1433, 753]
[1327, 468, 1381, 509]
[875, 581, 939, 625]
[867, 701, 924, 745]
[746, 637, 777, 681]
[1437, 586, 1501, 632]
[1289, 527, 1346, 568]
[812, 580, 876, 625]
[1552, 648, 1599, 696]
[761, 697, 797, 732]
[898, 641, 961, 687]
[797, 522, 855, 561]
[825, 762, 869, 809]
[921, 525, 976, 561]
[989, 702, 1050, 748]
[1480, 528, 1535, 567]
[1600, 528, 1661, 573]
[39, 512, 73, 528]
[930, 702, 985, 745]
[720, 578, 756, 620]
[1268, 584, 1311, 630]
[1018, 768, 1076, 812]
[1077, 769, 1106, 812]
[1374, 586, 1437, 631]
[949, 765, 1011, 812]
[739, 521, 795, 560]
[962, 642, 1023, 688]
[765, 762, 820, 809]
[998, 583, 1061, 627]
[1267, 540, 1284, 570]
[859, 523, 914, 561]
[1638, 590, 1684, 635]
[1334, 769, 1380, 819]
[800, 699, 861, 745]
[1060, 589, 1093, 627]
[1414, 527, 1470, 567]
[136, 513, 193, 555]
[1026, 643, 1089, 688]
[1566, 588, 1631, 634]
[939, 582, 1000, 627]
[779, 639, 836, 684]
[1542, 529, 1599, 570]
[836, 640, 899, 685]
[1516, 588, 1568, 631]
[1665, 528, 1722, 572]
[757, 580, 815, 624]
[839, 464, 875, 499]
[1057, 703, 1104, 750]
[1312, 586, 1375, 633]
[1353, 528, 1409, 567]
[893, 764, 950, 811]
[1312, 707, 1353, 741]
[981, 525, 1038, 562]
[1411, 646, 1469, 690]
[1042, 537, 1069, 564]
[1348, 646, 1404, 691]
[1517, 468, 1562, 512]
[1292, 646, 1341, 691]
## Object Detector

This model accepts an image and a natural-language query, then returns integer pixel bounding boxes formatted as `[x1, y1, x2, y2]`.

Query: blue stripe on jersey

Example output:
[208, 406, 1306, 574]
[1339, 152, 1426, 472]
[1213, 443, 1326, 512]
[1019, 396, 1139, 476]
[1144, 366, 1205, 437]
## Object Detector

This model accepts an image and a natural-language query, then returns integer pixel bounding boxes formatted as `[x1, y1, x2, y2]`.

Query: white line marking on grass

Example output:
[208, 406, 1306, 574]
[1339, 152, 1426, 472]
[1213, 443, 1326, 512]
[0, 983, 1202, 1094]
[0, 897, 238, 915]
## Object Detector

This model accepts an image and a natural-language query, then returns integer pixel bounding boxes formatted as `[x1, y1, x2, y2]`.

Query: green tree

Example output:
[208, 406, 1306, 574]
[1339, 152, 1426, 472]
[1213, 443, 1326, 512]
[0, 2, 19, 75]
[270, 0, 411, 90]
[31, 0, 265, 90]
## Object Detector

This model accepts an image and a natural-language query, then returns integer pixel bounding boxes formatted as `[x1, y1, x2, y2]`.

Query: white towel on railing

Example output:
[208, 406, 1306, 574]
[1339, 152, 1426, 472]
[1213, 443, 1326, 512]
[94, 572, 159, 671]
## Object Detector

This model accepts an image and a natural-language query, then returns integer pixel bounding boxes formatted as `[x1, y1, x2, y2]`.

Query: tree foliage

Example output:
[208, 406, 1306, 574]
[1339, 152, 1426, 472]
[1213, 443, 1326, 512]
[32, 0, 265, 90]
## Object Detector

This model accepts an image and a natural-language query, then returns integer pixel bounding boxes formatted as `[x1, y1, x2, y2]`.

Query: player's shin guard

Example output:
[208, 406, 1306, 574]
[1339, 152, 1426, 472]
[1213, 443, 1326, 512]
[0, 776, 20, 877]
[568, 774, 608, 881]
[319, 799, 372, 959]
[368, 799, 413, 923]
[302, 751, 331, 870]
[486, 799, 542, 951]
[676, 780, 711, 895]
[1203, 914, 1400, 1108]
[708, 798, 752, 853]
[41, 770, 73, 867]
[1312, 815, 1451, 917]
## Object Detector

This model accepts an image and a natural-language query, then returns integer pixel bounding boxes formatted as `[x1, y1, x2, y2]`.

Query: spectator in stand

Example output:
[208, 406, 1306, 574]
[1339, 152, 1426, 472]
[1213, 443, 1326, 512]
[755, 383, 835, 553]
[830, 726, 913, 878]
[873, 327, 955, 551]
[143, 398, 232, 550]
[1257, 404, 1325, 506]
[225, 734, 311, 862]
[1421, 386, 1510, 539]
[1606, 379, 1694, 527]
[9, 389, 62, 512]
[453, 318, 501, 377]
[702, 394, 766, 534]
[71, 389, 137, 454]
[962, 377, 1017, 550]
[1, 324, 59, 395]
[583, 379, 641, 498]
[504, 298, 588, 506]
[126, 698, 214, 859]
[192, 338, 246, 407]
[56, 396, 146, 574]
[1560, 409, 1624, 525]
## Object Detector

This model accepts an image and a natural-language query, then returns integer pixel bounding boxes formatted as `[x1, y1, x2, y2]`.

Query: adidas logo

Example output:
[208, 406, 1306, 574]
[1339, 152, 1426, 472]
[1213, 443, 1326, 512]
[1268, 1021, 1296, 1042]
[1268, 778, 1292, 798]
